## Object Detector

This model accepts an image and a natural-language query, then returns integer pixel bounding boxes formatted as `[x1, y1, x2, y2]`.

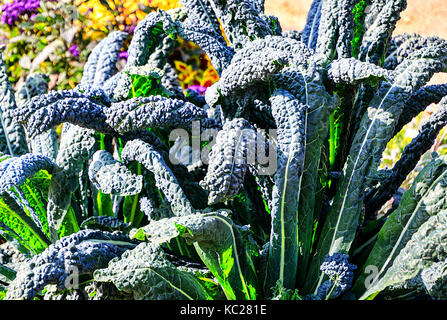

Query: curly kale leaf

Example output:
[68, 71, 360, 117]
[0, 57, 28, 156]
[180, 0, 221, 35]
[207, 0, 273, 49]
[309, 42, 447, 293]
[121, 139, 194, 216]
[159, 64, 185, 99]
[94, 242, 211, 300]
[130, 211, 258, 300]
[316, 253, 357, 299]
[205, 37, 288, 113]
[384, 34, 446, 70]
[89, 150, 142, 197]
[200, 118, 257, 204]
[29, 130, 59, 163]
[265, 89, 307, 292]
[160, 11, 234, 75]
[365, 96, 447, 216]
[301, 0, 322, 50]
[420, 259, 447, 299]
[327, 57, 394, 85]
[104, 96, 206, 134]
[354, 155, 447, 296]
[314, 0, 355, 63]
[126, 12, 167, 67]
[5, 230, 134, 300]
[14, 72, 57, 161]
[334, 0, 356, 59]
[15, 73, 49, 107]
[12, 88, 113, 138]
[91, 31, 128, 86]
[47, 125, 96, 241]
[81, 31, 128, 86]
[269, 38, 336, 289]
[0, 153, 54, 194]
[361, 209, 447, 299]
[394, 84, 447, 135]
[139, 196, 155, 221]
[358, 0, 407, 65]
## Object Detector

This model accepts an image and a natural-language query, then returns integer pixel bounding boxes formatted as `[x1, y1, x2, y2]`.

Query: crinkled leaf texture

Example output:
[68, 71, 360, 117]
[267, 36, 336, 288]
[0, 154, 54, 253]
[365, 96, 447, 216]
[104, 96, 206, 135]
[327, 58, 394, 85]
[12, 88, 112, 139]
[121, 139, 194, 216]
[160, 10, 234, 75]
[47, 125, 96, 241]
[302, 0, 322, 50]
[420, 258, 447, 299]
[207, 0, 273, 49]
[180, 0, 221, 36]
[81, 31, 128, 87]
[314, 0, 355, 62]
[0, 153, 54, 194]
[205, 37, 287, 110]
[0, 57, 27, 156]
[94, 242, 211, 300]
[89, 150, 142, 196]
[354, 155, 447, 296]
[265, 89, 307, 293]
[131, 211, 258, 300]
[15, 73, 49, 107]
[200, 118, 257, 204]
[15, 73, 57, 161]
[309, 43, 447, 292]
[361, 209, 447, 300]
[5, 230, 134, 300]
[358, 0, 407, 65]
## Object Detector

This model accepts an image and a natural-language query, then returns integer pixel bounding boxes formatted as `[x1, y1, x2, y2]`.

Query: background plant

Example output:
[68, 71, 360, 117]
[0, 0, 218, 92]
[1, 0, 447, 301]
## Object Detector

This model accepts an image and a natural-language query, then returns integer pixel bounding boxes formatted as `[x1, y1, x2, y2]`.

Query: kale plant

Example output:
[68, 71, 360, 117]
[1, 0, 447, 301]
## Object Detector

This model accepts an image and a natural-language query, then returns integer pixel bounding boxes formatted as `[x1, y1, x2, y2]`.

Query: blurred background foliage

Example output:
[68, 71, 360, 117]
[0, 0, 218, 92]
[0, 0, 446, 203]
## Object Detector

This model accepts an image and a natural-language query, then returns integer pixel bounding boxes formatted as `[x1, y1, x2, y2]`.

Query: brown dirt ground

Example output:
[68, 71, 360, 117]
[264, 0, 447, 84]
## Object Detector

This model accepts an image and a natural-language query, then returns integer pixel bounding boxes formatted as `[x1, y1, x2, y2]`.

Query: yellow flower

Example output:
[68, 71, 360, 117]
[148, 0, 182, 10]
[74, 0, 155, 40]
[174, 55, 219, 89]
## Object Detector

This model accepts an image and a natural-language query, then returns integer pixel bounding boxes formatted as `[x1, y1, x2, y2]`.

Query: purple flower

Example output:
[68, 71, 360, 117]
[187, 85, 207, 95]
[68, 44, 80, 58]
[1, 0, 41, 26]
[118, 51, 128, 60]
